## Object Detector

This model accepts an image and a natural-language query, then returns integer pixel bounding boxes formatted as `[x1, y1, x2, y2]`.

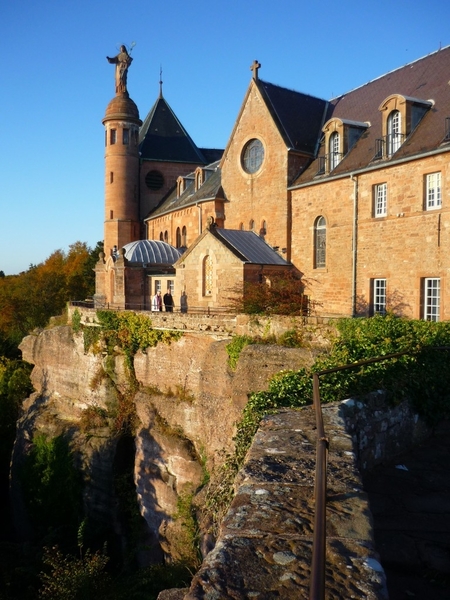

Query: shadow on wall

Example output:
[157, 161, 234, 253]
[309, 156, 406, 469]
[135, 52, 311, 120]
[354, 290, 411, 317]
[134, 427, 171, 565]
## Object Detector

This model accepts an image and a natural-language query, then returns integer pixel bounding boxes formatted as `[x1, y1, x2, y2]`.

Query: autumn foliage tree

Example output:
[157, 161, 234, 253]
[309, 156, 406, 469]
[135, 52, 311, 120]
[0, 241, 103, 354]
[227, 270, 310, 316]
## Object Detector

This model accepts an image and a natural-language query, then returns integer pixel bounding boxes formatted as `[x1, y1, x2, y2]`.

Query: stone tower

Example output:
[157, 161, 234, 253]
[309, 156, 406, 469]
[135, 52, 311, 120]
[102, 72, 142, 258]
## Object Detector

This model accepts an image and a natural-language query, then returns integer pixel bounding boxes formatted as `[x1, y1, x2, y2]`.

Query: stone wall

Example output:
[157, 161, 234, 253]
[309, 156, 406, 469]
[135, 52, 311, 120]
[326, 390, 429, 471]
[178, 396, 427, 599]
[68, 304, 337, 344]
[291, 152, 450, 319]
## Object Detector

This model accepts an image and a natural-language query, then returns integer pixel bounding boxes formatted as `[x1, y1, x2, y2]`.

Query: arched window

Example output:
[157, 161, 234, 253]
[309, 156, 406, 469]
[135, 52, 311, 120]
[164, 230, 168, 243]
[239, 222, 244, 231]
[176, 227, 181, 248]
[159, 232, 164, 241]
[249, 219, 255, 231]
[329, 132, 340, 170]
[182, 226, 187, 247]
[260, 220, 267, 236]
[387, 110, 402, 156]
[314, 216, 326, 268]
[203, 255, 213, 296]
[195, 169, 203, 190]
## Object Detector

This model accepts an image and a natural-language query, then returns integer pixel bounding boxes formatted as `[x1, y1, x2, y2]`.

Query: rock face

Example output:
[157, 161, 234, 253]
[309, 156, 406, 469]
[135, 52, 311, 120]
[14, 325, 314, 560]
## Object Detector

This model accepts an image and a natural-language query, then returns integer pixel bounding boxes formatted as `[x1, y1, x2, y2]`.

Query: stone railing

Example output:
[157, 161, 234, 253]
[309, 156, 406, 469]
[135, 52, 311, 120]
[68, 304, 336, 344]
[168, 395, 428, 599]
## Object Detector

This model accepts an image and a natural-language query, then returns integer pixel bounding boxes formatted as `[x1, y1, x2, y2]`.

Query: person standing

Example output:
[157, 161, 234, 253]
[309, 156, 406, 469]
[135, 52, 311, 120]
[152, 291, 162, 311]
[163, 290, 174, 312]
[180, 291, 188, 314]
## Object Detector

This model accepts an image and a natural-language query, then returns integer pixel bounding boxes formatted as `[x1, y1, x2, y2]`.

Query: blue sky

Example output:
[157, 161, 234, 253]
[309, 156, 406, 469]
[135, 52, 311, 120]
[1, 0, 449, 275]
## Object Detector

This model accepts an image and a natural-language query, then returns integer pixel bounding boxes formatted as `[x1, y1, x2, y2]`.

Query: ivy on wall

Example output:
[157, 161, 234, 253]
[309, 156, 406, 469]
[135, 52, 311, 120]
[206, 315, 450, 535]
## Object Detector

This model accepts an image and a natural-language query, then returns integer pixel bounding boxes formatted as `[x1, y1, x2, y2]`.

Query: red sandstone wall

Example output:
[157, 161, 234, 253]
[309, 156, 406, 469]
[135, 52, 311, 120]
[221, 82, 290, 251]
[291, 153, 450, 318]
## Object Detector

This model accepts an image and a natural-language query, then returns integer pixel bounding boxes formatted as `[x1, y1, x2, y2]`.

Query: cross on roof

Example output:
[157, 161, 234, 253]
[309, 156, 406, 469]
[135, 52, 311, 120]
[250, 60, 261, 80]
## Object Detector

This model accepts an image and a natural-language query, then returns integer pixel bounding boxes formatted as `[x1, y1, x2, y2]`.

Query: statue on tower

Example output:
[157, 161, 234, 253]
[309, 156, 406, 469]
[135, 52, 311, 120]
[107, 45, 133, 95]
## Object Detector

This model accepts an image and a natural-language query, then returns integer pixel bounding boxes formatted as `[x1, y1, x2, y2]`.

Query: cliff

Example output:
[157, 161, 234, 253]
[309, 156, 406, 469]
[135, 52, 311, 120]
[13, 324, 315, 562]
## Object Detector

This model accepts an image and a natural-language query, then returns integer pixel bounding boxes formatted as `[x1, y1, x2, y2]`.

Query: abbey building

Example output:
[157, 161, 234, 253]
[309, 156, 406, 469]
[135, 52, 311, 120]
[95, 47, 450, 321]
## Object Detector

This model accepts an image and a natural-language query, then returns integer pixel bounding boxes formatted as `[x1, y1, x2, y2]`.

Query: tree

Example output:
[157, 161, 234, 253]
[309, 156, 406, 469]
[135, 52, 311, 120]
[227, 270, 310, 316]
[0, 241, 103, 356]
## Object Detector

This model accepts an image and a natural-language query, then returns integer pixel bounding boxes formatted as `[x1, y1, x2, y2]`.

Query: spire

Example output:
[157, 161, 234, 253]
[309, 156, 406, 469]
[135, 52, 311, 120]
[159, 65, 163, 98]
[139, 94, 206, 163]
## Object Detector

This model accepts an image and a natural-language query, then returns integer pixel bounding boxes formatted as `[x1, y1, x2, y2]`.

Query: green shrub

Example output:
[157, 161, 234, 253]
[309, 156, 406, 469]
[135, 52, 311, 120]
[71, 309, 81, 333]
[39, 545, 110, 600]
[277, 328, 304, 347]
[226, 335, 253, 370]
[20, 434, 82, 542]
[79, 406, 109, 432]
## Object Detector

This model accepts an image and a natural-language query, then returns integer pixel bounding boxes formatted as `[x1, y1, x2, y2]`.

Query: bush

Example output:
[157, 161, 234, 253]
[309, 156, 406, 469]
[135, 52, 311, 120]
[20, 434, 82, 543]
[225, 335, 253, 370]
[227, 271, 309, 315]
[39, 546, 110, 600]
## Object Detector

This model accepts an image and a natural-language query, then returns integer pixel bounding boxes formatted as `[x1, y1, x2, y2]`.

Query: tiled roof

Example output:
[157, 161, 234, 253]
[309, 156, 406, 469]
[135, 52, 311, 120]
[199, 148, 224, 163]
[145, 161, 224, 220]
[257, 80, 329, 156]
[293, 46, 450, 185]
[139, 95, 206, 163]
[213, 229, 290, 265]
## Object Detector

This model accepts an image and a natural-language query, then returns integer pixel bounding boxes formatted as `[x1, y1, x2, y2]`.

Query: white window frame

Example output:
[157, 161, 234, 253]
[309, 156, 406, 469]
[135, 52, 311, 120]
[425, 172, 442, 210]
[329, 132, 340, 170]
[387, 110, 402, 156]
[423, 278, 440, 322]
[375, 183, 387, 217]
[154, 280, 162, 294]
[373, 279, 387, 315]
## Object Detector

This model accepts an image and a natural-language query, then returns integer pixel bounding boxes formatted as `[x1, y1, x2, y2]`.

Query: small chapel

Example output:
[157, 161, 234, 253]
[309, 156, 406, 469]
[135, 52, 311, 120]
[95, 47, 450, 321]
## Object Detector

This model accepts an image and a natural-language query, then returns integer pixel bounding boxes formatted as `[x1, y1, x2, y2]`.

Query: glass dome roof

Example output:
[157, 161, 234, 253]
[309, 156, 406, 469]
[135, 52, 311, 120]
[122, 240, 181, 264]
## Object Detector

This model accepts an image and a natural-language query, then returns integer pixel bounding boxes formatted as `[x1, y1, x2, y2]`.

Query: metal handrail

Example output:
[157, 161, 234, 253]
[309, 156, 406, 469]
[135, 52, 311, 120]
[69, 300, 237, 316]
[309, 347, 450, 599]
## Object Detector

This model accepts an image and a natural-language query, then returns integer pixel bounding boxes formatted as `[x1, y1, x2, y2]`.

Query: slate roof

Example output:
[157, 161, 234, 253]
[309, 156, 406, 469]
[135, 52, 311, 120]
[293, 46, 450, 186]
[123, 240, 181, 264]
[139, 95, 207, 164]
[257, 79, 330, 156]
[212, 229, 290, 265]
[144, 161, 224, 220]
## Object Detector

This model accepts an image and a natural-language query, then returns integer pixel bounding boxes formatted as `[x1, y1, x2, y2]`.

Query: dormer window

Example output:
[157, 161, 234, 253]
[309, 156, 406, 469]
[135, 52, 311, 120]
[387, 110, 402, 157]
[376, 94, 432, 160]
[177, 175, 194, 197]
[329, 132, 340, 170]
[443, 117, 450, 143]
[195, 168, 204, 191]
[320, 118, 368, 175]
[177, 176, 186, 197]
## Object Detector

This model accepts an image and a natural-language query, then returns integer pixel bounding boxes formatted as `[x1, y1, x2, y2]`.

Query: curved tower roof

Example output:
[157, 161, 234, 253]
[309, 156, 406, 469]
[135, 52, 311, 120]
[103, 94, 141, 125]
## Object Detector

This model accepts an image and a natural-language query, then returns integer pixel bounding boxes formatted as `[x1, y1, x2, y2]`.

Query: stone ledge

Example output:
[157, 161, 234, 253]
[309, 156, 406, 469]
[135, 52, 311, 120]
[185, 407, 388, 599]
